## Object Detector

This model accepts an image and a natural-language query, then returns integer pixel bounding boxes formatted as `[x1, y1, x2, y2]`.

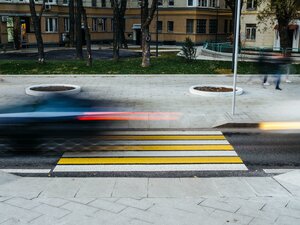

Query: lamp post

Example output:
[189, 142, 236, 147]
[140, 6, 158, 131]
[232, 0, 241, 115]
[156, 0, 159, 57]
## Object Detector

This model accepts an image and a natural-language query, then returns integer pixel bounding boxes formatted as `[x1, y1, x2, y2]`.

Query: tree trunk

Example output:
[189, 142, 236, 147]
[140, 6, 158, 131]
[120, 18, 128, 49]
[76, 0, 83, 59]
[141, 27, 150, 67]
[69, 0, 75, 47]
[120, 0, 128, 49]
[140, 0, 158, 67]
[111, 0, 120, 60]
[28, 0, 45, 63]
[13, 17, 21, 50]
[278, 19, 291, 55]
[81, 6, 92, 66]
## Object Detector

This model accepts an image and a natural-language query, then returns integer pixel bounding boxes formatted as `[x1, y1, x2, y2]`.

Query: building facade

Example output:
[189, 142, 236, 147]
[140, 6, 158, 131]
[0, 0, 232, 48]
[240, 0, 300, 52]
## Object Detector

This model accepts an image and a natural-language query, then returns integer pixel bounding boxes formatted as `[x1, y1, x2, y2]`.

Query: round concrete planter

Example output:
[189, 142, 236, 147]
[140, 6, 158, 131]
[189, 85, 243, 97]
[26, 84, 81, 96]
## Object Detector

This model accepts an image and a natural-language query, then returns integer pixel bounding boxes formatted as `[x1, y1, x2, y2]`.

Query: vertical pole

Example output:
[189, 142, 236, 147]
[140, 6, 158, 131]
[156, 1, 159, 57]
[232, 0, 241, 115]
[231, 0, 238, 72]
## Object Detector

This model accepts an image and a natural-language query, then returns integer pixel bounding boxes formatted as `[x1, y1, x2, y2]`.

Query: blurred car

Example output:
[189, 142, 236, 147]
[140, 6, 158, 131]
[0, 94, 118, 151]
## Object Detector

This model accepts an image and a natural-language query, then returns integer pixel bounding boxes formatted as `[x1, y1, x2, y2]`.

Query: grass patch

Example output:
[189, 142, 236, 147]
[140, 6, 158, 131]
[0, 53, 299, 75]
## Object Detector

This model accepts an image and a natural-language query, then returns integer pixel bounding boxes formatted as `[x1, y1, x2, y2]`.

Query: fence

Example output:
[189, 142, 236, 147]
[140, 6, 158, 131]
[204, 42, 300, 55]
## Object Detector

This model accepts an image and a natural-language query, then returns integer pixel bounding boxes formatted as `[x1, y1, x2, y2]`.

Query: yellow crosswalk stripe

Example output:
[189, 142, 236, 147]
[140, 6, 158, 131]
[92, 145, 234, 151]
[97, 135, 226, 140]
[58, 157, 243, 165]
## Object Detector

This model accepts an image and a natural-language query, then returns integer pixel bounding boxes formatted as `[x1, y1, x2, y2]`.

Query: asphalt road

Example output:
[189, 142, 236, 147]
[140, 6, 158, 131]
[0, 131, 299, 177]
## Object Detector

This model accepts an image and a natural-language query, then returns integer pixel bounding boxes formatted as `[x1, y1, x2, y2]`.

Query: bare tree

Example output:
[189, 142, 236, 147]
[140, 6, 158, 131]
[110, 0, 128, 60]
[75, 0, 83, 59]
[69, 0, 75, 47]
[81, 4, 92, 66]
[28, 0, 46, 63]
[13, 17, 21, 50]
[257, 0, 299, 53]
[140, 0, 158, 67]
[120, 0, 128, 49]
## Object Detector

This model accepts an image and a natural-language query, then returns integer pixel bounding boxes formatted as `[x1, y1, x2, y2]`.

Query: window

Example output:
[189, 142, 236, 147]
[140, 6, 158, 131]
[92, 18, 98, 32]
[199, 0, 207, 7]
[245, 24, 256, 40]
[45, 18, 58, 32]
[62, 0, 68, 5]
[196, 19, 206, 34]
[157, 21, 162, 33]
[209, 0, 216, 7]
[229, 20, 233, 33]
[246, 0, 257, 10]
[45, 0, 57, 5]
[6, 17, 14, 43]
[209, 19, 217, 33]
[187, 0, 194, 6]
[63, 17, 69, 32]
[158, 0, 163, 6]
[186, 19, 194, 33]
[101, 18, 107, 31]
[92, 0, 97, 7]
[168, 0, 174, 6]
[167, 21, 174, 32]
[101, 0, 106, 7]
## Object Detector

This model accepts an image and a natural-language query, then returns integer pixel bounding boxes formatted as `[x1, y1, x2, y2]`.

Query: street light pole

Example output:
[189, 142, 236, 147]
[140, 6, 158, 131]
[232, 0, 241, 115]
[156, 1, 159, 57]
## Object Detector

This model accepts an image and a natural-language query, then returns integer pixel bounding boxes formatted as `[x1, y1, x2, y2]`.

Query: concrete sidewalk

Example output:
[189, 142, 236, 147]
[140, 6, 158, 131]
[0, 170, 299, 225]
[0, 75, 300, 224]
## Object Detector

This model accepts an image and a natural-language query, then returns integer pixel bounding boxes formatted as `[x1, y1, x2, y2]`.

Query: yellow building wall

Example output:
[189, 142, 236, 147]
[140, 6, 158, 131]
[0, 2, 231, 46]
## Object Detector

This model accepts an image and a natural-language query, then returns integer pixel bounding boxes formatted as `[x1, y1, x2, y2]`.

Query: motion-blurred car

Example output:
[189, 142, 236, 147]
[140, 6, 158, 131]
[0, 94, 119, 151]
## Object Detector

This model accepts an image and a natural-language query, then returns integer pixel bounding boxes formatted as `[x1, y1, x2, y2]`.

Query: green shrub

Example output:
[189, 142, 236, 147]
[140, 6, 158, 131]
[181, 37, 196, 62]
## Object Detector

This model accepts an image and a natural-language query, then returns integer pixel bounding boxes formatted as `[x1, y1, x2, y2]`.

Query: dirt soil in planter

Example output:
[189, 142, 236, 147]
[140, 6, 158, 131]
[30, 86, 75, 92]
[194, 86, 235, 92]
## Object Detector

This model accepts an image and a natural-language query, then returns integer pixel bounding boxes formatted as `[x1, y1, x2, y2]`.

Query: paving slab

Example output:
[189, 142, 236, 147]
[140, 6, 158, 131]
[111, 178, 148, 198]
[0, 178, 53, 199]
[243, 177, 292, 197]
[274, 170, 300, 188]
[0, 171, 20, 185]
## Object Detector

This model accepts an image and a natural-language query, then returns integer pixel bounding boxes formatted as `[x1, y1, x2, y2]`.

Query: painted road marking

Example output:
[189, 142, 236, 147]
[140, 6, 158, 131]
[89, 140, 230, 145]
[97, 131, 223, 135]
[91, 145, 234, 151]
[58, 157, 243, 165]
[0, 169, 51, 174]
[63, 151, 238, 158]
[54, 131, 247, 172]
[97, 135, 226, 140]
[54, 164, 248, 172]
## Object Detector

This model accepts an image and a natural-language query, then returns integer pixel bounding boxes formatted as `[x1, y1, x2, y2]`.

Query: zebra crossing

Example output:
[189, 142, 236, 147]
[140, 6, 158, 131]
[53, 131, 248, 173]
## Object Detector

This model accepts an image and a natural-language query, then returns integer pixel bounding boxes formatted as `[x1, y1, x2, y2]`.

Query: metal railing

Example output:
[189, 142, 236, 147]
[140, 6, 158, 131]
[204, 42, 300, 54]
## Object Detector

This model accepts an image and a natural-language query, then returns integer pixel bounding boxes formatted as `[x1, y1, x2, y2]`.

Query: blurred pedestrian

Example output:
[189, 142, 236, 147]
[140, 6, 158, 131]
[257, 54, 270, 86]
[261, 52, 285, 90]
[284, 56, 293, 83]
